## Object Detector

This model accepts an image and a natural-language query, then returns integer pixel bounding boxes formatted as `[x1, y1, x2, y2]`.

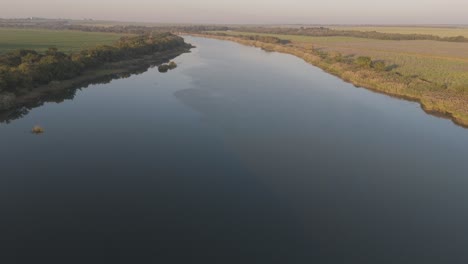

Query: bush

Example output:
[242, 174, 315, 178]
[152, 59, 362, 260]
[372, 60, 387, 72]
[355, 56, 372, 68]
[158, 64, 170, 73]
[168, 61, 177, 69]
[329, 51, 343, 62]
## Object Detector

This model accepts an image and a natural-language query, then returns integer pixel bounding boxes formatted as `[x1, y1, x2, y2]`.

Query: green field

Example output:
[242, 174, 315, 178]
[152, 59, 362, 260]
[0, 28, 125, 54]
[215, 31, 468, 90]
[330, 26, 468, 38]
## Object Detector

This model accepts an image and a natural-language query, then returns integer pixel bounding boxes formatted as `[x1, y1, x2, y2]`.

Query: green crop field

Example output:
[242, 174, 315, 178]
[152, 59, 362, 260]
[215, 31, 468, 90]
[0, 28, 125, 54]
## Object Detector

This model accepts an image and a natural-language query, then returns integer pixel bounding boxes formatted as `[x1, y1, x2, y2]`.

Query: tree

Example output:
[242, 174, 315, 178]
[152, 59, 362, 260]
[0, 32, 188, 92]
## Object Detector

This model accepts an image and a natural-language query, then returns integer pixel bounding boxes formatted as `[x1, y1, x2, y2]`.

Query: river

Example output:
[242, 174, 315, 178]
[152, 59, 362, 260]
[1, 36, 468, 263]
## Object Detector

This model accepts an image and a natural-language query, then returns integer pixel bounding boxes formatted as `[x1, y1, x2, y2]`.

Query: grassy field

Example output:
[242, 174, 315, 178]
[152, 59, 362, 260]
[0, 28, 125, 54]
[215, 31, 468, 90]
[330, 26, 468, 38]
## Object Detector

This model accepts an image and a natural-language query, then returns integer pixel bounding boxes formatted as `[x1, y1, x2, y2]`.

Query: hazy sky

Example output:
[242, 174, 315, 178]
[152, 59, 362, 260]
[2, 0, 468, 24]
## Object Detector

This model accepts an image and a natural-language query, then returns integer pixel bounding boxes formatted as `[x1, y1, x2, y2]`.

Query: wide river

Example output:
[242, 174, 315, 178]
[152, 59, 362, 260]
[2, 36, 468, 263]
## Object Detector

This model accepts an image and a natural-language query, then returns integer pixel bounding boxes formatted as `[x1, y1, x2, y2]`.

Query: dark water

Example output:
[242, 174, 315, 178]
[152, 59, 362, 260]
[2, 36, 468, 263]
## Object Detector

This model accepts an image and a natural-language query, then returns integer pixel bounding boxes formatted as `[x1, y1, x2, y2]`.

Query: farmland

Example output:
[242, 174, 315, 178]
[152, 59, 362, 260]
[330, 26, 468, 38]
[0, 28, 125, 54]
[212, 31, 468, 91]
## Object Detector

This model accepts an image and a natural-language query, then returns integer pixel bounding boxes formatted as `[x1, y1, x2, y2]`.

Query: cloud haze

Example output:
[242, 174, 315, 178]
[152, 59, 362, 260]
[2, 0, 468, 24]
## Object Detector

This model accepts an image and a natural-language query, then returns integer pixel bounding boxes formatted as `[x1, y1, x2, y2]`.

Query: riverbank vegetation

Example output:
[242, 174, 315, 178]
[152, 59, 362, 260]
[210, 31, 468, 91]
[0, 32, 189, 94]
[158, 61, 177, 72]
[195, 32, 468, 127]
[0, 46, 189, 123]
[0, 31, 192, 113]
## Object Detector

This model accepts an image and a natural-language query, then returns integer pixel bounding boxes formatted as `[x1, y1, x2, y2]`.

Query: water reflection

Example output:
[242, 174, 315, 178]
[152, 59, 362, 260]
[0, 56, 182, 123]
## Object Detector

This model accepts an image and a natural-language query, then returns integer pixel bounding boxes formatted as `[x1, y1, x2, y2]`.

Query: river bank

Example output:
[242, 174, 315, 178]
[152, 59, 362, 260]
[189, 33, 468, 128]
[0, 46, 192, 122]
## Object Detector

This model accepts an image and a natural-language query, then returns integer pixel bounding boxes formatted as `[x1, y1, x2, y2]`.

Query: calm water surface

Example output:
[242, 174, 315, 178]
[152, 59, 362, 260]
[2, 36, 468, 263]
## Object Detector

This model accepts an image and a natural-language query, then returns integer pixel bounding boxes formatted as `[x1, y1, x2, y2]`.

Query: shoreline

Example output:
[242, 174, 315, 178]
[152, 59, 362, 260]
[0, 45, 192, 122]
[187, 33, 468, 129]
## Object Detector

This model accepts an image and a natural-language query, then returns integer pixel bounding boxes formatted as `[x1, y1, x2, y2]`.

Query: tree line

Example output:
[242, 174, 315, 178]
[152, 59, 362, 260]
[0, 19, 229, 35]
[1, 18, 466, 43]
[0, 33, 188, 93]
[3, 17, 467, 43]
[209, 32, 290, 44]
[232, 27, 468, 43]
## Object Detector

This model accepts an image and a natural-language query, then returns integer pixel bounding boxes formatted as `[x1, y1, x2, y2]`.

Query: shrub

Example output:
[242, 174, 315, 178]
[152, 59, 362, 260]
[355, 56, 372, 68]
[329, 51, 343, 62]
[372, 60, 387, 71]
[158, 64, 170, 73]
[168, 61, 177, 69]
